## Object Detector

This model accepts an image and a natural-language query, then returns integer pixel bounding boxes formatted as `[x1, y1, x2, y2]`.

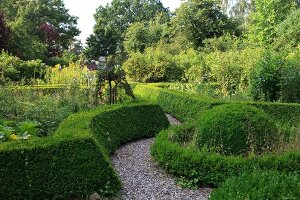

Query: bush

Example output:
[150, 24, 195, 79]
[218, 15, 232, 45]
[249, 51, 284, 102]
[196, 104, 279, 156]
[134, 84, 300, 127]
[210, 170, 300, 200]
[134, 84, 223, 122]
[0, 51, 47, 84]
[123, 45, 183, 82]
[280, 47, 300, 103]
[0, 103, 169, 199]
[168, 123, 196, 146]
[151, 129, 300, 188]
[90, 103, 170, 154]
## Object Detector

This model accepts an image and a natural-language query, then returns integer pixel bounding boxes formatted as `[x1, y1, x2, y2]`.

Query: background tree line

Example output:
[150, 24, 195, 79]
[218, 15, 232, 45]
[84, 0, 300, 103]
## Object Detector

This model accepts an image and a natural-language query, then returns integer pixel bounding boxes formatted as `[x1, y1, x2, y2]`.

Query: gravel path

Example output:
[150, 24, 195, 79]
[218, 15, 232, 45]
[111, 114, 212, 200]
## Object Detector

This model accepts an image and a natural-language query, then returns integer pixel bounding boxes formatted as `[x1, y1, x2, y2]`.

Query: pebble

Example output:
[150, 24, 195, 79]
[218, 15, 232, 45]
[111, 114, 212, 200]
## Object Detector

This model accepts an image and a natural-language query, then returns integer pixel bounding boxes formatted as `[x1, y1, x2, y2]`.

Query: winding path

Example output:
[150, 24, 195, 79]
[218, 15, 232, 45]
[111, 114, 211, 200]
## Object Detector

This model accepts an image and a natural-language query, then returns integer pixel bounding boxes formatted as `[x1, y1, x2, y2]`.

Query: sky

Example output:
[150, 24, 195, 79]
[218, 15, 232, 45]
[63, 0, 184, 44]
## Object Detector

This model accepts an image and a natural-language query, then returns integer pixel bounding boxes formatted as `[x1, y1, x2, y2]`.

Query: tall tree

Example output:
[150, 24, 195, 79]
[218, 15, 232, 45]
[84, 0, 169, 61]
[124, 13, 170, 53]
[248, 0, 298, 45]
[0, 0, 80, 60]
[0, 12, 10, 51]
[173, 0, 241, 48]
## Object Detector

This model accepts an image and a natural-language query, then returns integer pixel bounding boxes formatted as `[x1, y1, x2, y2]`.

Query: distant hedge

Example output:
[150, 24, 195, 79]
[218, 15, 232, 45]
[151, 129, 300, 187]
[134, 84, 223, 122]
[0, 103, 169, 199]
[134, 84, 300, 126]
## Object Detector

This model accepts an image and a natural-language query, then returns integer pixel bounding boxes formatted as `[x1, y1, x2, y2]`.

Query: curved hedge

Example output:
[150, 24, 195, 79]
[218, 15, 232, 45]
[134, 84, 300, 126]
[196, 104, 279, 156]
[151, 128, 300, 187]
[0, 103, 169, 199]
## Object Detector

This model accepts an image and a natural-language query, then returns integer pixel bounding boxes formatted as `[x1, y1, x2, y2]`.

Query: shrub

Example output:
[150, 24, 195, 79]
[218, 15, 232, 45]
[134, 84, 300, 127]
[280, 47, 300, 103]
[196, 104, 279, 156]
[151, 129, 300, 188]
[249, 51, 284, 102]
[123, 45, 183, 82]
[0, 103, 169, 199]
[210, 170, 300, 200]
[90, 104, 170, 154]
[134, 84, 223, 122]
[0, 52, 47, 84]
[168, 123, 196, 146]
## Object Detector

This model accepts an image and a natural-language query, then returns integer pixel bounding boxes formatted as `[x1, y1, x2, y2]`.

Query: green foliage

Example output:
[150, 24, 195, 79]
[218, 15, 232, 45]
[210, 170, 300, 200]
[151, 129, 300, 188]
[280, 48, 300, 102]
[0, 0, 80, 61]
[0, 103, 169, 199]
[90, 104, 169, 154]
[134, 84, 222, 122]
[123, 44, 183, 82]
[168, 123, 196, 146]
[0, 120, 40, 142]
[249, 51, 284, 101]
[134, 83, 300, 127]
[248, 0, 298, 45]
[174, 49, 209, 83]
[274, 9, 300, 49]
[173, 0, 241, 48]
[196, 104, 279, 156]
[206, 47, 264, 97]
[124, 14, 170, 53]
[0, 51, 47, 84]
[0, 84, 95, 135]
[46, 63, 96, 85]
[85, 0, 169, 60]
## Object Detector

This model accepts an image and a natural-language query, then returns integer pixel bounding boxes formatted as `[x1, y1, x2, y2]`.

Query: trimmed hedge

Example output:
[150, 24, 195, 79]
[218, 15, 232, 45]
[210, 170, 300, 200]
[196, 104, 279, 156]
[151, 128, 300, 187]
[134, 84, 223, 122]
[134, 84, 300, 126]
[0, 103, 169, 199]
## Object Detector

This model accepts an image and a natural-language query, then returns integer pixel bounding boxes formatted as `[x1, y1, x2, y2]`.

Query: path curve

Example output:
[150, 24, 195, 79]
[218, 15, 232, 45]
[111, 114, 211, 200]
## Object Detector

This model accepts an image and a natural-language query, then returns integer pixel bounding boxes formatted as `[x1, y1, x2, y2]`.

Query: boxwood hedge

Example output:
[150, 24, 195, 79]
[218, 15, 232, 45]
[210, 170, 300, 200]
[134, 84, 300, 126]
[134, 84, 300, 189]
[152, 129, 300, 187]
[0, 103, 169, 199]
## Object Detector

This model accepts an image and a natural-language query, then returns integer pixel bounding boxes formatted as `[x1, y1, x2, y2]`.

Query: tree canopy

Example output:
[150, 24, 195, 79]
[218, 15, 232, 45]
[0, 0, 80, 61]
[84, 0, 170, 60]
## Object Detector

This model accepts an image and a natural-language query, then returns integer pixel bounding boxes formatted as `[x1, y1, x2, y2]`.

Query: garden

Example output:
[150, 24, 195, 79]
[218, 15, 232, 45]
[0, 0, 300, 199]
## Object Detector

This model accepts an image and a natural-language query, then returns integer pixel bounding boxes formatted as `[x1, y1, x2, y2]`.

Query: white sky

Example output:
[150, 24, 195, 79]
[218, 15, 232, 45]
[63, 0, 184, 44]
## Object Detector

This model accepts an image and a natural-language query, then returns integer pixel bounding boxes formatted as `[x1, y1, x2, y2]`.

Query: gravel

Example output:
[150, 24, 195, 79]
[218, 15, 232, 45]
[111, 114, 212, 200]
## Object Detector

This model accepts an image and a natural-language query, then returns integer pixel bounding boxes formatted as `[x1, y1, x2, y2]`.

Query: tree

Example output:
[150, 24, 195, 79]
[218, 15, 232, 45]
[84, 0, 169, 61]
[0, 0, 80, 61]
[173, 0, 241, 48]
[274, 9, 300, 49]
[124, 13, 170, 53]
[248, 0, 298, 45]
[0, 12, 10, 51]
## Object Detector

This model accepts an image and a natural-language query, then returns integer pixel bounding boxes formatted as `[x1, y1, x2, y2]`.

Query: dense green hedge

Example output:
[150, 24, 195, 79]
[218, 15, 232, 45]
[196, 104, 279, 156]
[0, 103, 169, 199]
[134, 84, 300, 126]
[90, 104, 169, 154]
[134, 84, 223, 122]
[210, 170, 300, 200]
[151, 129, 300, 187]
